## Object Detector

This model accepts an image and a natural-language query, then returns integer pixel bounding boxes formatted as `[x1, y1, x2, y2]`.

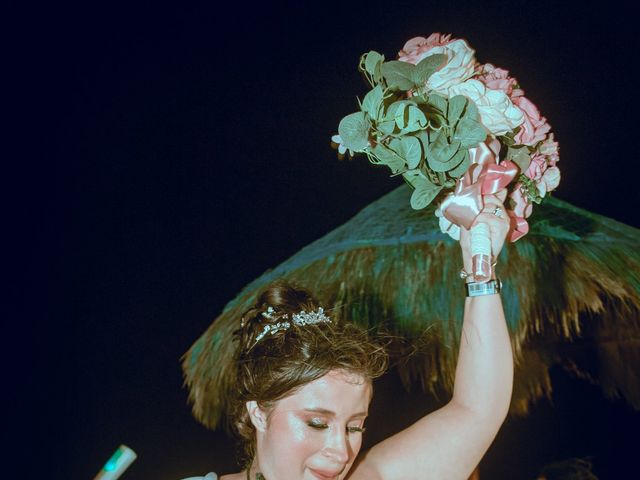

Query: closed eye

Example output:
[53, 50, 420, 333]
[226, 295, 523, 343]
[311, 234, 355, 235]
[307, 420, 329, 429]
[347, 426, 366, 434]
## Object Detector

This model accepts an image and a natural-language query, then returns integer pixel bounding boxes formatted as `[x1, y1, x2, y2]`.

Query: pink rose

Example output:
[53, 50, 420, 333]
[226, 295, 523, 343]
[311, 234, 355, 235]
[541, 166, 561, 194]
[525, 153, 547, 182]
[509, 185, 533, 218]
[536, 167, 560, 197]
[539, 134, 560, 167]
[398, 33, 453, 62]
[477, 63, 519, 96]
[512, 96, 551, 146]
[523, 151, 561, 198]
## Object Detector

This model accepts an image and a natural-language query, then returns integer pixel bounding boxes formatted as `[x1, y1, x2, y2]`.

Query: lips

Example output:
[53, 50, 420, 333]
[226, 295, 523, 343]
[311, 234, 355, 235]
[308, 467, 342, 480]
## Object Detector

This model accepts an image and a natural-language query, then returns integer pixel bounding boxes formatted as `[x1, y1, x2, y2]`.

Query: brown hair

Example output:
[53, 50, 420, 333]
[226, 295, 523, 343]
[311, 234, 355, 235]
[230, 281, 388, 462]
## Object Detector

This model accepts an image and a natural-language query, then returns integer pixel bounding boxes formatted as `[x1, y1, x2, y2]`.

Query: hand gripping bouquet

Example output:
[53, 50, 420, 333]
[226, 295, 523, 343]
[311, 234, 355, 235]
[332, 33, 560, 281]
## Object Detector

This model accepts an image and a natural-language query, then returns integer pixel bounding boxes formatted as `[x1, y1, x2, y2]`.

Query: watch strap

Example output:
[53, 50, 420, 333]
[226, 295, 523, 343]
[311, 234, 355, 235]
[465, 278, 502, 297]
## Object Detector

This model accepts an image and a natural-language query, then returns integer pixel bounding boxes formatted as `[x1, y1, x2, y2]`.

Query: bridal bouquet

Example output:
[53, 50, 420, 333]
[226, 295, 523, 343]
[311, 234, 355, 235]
[332, 33, 560, 246]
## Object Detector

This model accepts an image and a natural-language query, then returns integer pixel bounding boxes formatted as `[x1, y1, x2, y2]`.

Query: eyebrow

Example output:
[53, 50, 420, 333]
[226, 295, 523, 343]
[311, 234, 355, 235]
[303, 408, 368, 418]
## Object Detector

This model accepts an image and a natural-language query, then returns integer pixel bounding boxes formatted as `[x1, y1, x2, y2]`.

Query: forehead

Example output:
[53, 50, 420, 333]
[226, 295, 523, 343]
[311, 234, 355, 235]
[276, 370, 372, 416]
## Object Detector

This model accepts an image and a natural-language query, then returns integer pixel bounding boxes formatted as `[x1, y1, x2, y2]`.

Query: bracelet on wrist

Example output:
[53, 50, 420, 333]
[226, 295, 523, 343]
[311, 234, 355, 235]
[465, 278, 502, 297]
[459, 258, 498, 281]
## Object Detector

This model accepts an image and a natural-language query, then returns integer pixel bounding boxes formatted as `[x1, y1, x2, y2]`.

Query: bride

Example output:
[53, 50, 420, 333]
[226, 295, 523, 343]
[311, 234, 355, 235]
[184, 193, 512, 480]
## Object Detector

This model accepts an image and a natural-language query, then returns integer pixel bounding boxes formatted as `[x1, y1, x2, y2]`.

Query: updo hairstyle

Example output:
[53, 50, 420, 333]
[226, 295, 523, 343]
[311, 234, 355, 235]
[230, 281, 388, 461]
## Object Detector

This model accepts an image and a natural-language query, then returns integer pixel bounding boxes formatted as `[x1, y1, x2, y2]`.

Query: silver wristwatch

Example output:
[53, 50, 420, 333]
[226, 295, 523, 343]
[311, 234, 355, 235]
[465, 278, 502, 297]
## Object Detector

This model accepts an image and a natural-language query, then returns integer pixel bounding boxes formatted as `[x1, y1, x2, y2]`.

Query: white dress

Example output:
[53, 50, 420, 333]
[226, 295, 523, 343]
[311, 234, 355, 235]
[180, 473, 218, 480]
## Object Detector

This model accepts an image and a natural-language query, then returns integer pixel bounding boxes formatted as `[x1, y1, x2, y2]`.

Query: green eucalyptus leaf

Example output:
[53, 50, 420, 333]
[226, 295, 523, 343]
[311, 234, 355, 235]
[404, 172, 443, 209]
[506, 146, 532, 172]
[402, 105, 428, 133]
[446, 150, 470, 177]
[381, 61, 416, 90]
[427, 93, 448, 114]
[421, 96, 446, 129]
[427, 114, 445, 131]
[377, 119, 396, 135]
[453, 116, 487, 148]
[362, 85, 384, 119]
[399, 136, 422, 169]
[371, 143, 405, 174]
[416, 130, 429, 150]
[363, 51, 384, 77]
[388, 137, 417, 168]
[428, 129, 442, 143]
[386, 100, 413, 129]
[465, 99, 480, 119]
[338, 112, 371, 151]
[388, 137, 403, 154]
[447, 95, 467, 128]
[426, 132, 462, 172]
[392, 102, 408, 129]
[410, 185, 442, 209]
[387, 101, 427, 133]
[386, 100, 403, 119]
[413, 53, 446, 85]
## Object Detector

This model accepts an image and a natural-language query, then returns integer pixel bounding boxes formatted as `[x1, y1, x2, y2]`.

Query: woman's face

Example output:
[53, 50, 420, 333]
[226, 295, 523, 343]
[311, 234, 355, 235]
[249, 370, 372, 480]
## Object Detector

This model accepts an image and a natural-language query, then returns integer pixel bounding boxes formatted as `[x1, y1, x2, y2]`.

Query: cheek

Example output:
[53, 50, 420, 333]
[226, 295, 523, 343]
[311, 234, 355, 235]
[351, 434, 363, 454]
[265, 416, 325, 465]
[346, 434, 364, 465]
[333, 434, 364, 480]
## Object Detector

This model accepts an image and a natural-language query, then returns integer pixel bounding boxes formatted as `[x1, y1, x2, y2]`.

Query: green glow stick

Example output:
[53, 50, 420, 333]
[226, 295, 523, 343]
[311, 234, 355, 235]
[93, 445, 137, 480]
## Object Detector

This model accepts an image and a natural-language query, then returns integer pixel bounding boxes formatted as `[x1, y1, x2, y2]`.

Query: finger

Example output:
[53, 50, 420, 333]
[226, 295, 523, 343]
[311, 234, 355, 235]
[481, 194, 505, 209]
[473, 211, 509, 231]
[478, 206, 508, 223]
[473, 213, 509, 231]
[480, 198, 509, 223]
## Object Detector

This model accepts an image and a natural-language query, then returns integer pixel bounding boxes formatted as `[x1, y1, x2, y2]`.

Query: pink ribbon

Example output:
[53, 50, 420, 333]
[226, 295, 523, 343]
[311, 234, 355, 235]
[509, 215, 529, 242]
[440, 138, 526, 242]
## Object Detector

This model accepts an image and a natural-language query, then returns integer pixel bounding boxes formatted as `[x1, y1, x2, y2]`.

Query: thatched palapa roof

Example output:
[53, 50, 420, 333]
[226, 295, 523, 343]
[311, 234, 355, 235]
[183, 185, 640, 429]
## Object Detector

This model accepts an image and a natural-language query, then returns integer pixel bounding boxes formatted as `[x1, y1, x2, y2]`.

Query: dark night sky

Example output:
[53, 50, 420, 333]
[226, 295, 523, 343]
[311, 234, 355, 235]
[19, 0, 640, 479]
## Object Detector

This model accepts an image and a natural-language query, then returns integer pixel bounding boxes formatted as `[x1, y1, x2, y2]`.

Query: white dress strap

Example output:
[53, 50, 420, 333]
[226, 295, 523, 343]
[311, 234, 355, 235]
[180, 473, 218, 480]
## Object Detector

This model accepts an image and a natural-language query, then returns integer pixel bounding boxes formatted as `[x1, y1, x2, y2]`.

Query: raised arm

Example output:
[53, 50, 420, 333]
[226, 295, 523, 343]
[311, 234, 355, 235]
[352, 193, 514, 480]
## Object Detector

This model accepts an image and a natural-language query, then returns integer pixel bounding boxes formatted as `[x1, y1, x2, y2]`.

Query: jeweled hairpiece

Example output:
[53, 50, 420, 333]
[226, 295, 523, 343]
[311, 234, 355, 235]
[292, 307, 331, 326]
[250, 307, 332, 348]
[254, 320, 291, 343]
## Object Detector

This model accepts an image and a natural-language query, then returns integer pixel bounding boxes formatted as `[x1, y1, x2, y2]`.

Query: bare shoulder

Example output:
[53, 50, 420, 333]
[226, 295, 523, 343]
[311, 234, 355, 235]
[220, 472, 244, 480]
[181, 473, 225, 480]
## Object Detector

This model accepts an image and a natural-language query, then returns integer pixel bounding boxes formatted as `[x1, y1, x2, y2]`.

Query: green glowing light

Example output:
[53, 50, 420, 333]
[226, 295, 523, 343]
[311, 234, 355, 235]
[103, 448, 123, 472]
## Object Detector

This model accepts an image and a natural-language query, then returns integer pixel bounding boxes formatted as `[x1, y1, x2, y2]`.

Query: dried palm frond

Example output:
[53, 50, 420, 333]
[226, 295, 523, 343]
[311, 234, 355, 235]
[183, 185, 640, 428]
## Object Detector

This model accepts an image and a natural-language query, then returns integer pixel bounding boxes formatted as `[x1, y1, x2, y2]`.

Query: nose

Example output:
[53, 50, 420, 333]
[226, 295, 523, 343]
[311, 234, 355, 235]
[322, 429, 351, 464]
